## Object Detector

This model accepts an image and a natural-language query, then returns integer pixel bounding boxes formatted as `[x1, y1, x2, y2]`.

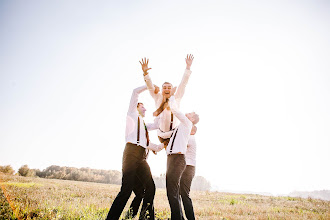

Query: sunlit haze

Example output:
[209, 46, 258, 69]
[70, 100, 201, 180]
[1, 0, 330, 195]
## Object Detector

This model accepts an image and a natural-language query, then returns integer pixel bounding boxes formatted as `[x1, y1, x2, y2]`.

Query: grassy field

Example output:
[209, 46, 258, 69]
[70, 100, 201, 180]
[0, 173, 329, 220]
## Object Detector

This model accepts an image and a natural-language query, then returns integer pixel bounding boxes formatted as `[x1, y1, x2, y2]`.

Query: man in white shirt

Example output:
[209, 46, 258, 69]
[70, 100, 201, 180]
[126, 129, 198, 220]
[165, 88, 199, 220]
[106, 85, 164, 220]
[140, 55, 194, 143]
[180, 126, 197, 220]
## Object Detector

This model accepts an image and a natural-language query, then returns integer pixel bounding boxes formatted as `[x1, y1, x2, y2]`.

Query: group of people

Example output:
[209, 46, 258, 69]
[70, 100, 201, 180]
[106, 55, 199, 220]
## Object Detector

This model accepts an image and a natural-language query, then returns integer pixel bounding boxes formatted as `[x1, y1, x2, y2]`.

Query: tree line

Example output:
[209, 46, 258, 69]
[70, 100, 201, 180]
[0, 164, 211, 191]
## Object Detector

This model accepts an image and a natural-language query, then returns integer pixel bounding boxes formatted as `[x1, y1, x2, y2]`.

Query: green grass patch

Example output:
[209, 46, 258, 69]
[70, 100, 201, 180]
[0, 187, 18, 219]
[1, 182, 44, 188]
[1, 173, 329, 220]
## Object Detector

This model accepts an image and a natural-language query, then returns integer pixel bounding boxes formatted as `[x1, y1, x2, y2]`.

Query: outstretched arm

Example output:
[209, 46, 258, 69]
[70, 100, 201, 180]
[169, 88, 192, 128]
[147, 142, 165, 152]
[127, 85, 147, 114]
[140, 58, 160, 100]
[175, 54, 194, 100]
[146, 116, 160, 131]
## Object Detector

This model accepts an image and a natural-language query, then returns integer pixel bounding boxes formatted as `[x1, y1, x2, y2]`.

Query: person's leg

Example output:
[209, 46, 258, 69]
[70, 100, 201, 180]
[106, 144, 144, 220]
[125, 176, 145, 219]
[180, 165, 196, 220]
[166, 154, 186, 220]
[136, 159, 155, 220]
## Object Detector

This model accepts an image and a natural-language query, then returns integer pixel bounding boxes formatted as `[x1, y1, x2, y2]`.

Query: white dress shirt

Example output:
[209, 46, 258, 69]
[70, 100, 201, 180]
[186, 135, 197, 166]
[125, 85, 163, 151]
[165, 96, 193, 155]
[158, 129, 197, 165]
[144, 69, 192, 133]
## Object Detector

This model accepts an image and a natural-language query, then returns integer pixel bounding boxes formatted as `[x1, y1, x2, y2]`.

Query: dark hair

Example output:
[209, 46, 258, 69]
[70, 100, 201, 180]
[137, 102, 143, 107]
[162, 82, 172, 87]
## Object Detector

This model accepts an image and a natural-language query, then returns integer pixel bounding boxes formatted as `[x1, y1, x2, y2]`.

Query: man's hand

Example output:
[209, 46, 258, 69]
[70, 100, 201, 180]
[163, 140, 169, 149]
[185, 54, 194, 70]
[139, 57, 152, 76]
[154, 84, 160, 94]
[153, 98, 169, 117]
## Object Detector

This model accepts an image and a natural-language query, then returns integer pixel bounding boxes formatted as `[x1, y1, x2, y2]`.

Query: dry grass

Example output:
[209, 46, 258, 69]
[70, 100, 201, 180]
[1, 173, 329, 219]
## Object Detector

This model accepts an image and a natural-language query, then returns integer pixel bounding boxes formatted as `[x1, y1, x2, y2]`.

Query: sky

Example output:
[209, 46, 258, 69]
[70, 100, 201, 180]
[1, 0, 330, 195]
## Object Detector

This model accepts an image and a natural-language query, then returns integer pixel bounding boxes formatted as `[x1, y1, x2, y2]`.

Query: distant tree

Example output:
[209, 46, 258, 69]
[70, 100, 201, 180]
[27, 169, 36, 177]
[191, 176, 211, 191]
[107, 170, 121, 184]
[18, 165, 36, 177]
[153, 174, 166, 188]
[0, 165, 15, 175]
[36, 169, 46, 178]
[33, 169, 42, 177]
[18, 165, 29, 176]
[32, 165, 211, 190]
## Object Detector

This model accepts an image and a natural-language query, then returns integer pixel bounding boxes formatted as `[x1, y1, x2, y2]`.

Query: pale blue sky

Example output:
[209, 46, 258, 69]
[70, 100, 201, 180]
[1, 0, 330, 195]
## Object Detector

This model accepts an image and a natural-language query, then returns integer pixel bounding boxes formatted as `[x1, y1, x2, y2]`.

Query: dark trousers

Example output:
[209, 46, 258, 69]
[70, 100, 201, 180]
[180, 165, 196, 220]
[125, 176, 145, 218]
[166, 154, 186, 220]
[106, 143, 155, 220]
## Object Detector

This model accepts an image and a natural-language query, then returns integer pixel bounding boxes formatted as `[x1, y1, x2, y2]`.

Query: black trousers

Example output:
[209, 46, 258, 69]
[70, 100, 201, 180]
[180, 165, 196, 220]
[166, 154, 186, 220]
[106, 143, 155, 220]
[125, 176, 145, 219]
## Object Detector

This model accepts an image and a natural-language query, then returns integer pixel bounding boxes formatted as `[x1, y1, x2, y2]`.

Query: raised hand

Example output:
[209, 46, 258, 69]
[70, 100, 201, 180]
[139, 57, 152, 76]
[154, 84, 160, 94]
[185, 54, 194, 70]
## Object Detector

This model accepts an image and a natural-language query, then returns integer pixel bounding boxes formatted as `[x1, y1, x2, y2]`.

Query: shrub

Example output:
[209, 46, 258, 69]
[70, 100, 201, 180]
[0, 165, 15, 175]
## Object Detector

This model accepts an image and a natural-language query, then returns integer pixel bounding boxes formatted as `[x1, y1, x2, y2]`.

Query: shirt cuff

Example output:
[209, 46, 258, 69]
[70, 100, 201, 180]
[144, 74, 151, 81]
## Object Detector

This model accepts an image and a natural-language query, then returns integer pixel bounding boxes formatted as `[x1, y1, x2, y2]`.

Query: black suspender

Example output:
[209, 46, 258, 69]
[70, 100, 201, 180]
[137, 117, 140, 145]
[144, 123, 149, 146]
[169, 127, 179, 153]
[137, 116, 149, 147]
[170, 112, 173, 130]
